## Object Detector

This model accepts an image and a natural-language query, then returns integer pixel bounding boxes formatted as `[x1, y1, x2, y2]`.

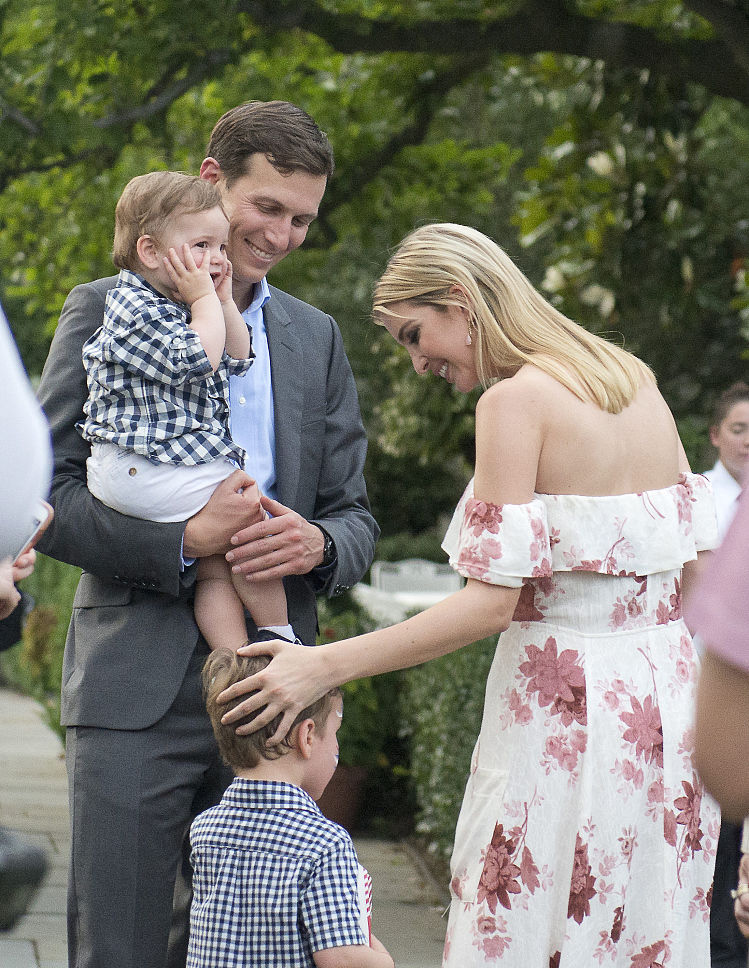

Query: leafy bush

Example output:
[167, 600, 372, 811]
[0, 553, 79, 742]
[401, 634, 497, 870]
[316, 593, 400, 769]
[316, 592, 415, 834]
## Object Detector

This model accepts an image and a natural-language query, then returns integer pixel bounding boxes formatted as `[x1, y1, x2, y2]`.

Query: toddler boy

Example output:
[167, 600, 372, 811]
[78, 171, 298, 652]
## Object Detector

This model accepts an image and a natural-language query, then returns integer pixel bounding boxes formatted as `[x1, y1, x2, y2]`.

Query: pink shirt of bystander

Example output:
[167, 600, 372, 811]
[687, 487, 749, 673]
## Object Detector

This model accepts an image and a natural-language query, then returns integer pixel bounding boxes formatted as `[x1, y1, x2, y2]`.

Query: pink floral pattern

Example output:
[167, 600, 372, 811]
[442, 476, 718, 967]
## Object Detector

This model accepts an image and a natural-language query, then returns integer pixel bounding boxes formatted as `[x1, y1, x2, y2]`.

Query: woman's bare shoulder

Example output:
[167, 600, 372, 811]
[480, 364, 560, 406]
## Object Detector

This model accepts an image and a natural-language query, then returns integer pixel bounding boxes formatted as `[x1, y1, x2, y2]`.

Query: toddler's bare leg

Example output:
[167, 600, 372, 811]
[230, 570, 289, 630]
[195, 555, 291, 651]
[194, 555, 250, 652]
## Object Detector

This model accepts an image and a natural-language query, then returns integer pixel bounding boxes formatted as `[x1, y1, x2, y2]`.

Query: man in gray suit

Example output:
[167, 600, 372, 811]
[37, 101, 379, 968]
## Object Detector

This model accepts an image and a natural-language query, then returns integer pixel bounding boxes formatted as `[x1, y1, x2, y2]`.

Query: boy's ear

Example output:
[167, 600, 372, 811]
[136, 235, 161, 270]
[295, 719, 316, 761]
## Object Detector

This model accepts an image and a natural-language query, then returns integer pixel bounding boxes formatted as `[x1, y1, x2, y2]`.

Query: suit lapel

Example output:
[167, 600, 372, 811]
[265, 294, 303, 506]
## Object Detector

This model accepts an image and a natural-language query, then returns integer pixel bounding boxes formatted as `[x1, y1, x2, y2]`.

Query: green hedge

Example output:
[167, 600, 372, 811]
[0, 553, 78, 742]
[402, 635, 497, 868]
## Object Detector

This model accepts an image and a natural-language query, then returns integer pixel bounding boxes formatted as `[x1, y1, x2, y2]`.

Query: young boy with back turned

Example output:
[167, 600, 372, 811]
[190, 649, 393, 968]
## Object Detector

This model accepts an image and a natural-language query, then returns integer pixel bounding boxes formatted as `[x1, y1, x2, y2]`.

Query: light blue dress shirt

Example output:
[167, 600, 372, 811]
[231, 278, 277, 499]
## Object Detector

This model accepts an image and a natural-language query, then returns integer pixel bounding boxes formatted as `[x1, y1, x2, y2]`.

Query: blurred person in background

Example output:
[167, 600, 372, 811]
[0, 299, 52, 930]
[702, 381, 749, 968]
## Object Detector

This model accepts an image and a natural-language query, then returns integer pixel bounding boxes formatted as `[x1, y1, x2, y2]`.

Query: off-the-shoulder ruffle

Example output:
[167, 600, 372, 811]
[442, 472, 717, 587]
[442, 494, 552, 587]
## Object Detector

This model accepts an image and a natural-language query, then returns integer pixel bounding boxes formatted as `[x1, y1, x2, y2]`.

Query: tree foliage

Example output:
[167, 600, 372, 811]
[2, 0, 748, 529]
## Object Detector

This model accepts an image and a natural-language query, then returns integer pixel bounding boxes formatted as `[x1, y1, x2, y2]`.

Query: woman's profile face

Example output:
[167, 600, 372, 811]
[711, 400, 749, 484]
[379, 300, 480, 394]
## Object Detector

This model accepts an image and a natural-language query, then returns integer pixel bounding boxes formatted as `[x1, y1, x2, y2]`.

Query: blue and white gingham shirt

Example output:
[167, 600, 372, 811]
[187, 778, 367, 967]
[78, 269, 253, 466]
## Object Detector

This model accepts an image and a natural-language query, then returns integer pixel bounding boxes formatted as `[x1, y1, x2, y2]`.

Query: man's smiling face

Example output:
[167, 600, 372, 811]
[202, 152, 326, 309]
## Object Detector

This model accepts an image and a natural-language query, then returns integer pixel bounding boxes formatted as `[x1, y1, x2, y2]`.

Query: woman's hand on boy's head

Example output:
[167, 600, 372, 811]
[219, 639, 323, 742]
[163, 244, 215, 306]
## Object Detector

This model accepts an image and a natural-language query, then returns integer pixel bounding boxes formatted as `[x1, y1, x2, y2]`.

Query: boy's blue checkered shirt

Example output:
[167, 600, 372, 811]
[78, 269, 253, 466]
[186, 778, 368, 967]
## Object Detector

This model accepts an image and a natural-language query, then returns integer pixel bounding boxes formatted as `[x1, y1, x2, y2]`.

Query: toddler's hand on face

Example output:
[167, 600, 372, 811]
[214, 259, 234, 305]
[164, 244, 216, 306]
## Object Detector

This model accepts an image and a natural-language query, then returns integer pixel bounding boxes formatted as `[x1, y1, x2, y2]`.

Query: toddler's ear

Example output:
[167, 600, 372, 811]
[295, 718, 316, 760]
[136, 235, 160, 270]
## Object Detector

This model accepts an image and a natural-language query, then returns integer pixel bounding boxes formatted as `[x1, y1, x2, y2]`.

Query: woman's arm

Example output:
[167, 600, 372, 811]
[222, 373, 545, 738]
[221, 577, 521, 740]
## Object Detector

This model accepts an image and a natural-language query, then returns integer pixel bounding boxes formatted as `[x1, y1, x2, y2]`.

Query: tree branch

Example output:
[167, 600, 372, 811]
[237, 0, 749, 104]
[0, 46, 240, 189]
[0, 103, 40, 136]
[682, 0, 749, 75]
[312, 55, 487, 245]
[93, 49, 234, 128]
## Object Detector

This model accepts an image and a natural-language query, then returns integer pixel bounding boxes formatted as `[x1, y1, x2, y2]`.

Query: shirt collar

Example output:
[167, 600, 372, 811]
[246, 277, 271, 314]
[118, 268, 170, 301]
[225, 777, 318, 813]
[709, 459, 742, 496]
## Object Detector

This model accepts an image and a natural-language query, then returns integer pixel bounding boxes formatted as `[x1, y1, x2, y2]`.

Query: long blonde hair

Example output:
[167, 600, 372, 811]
[373, 223, 654, 413]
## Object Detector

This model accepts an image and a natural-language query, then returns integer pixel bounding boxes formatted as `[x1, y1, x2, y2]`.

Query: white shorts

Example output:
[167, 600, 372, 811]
[87, 441, 237, 522]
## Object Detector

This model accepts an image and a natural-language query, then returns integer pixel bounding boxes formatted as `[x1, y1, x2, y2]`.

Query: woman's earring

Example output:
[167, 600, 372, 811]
[465, 331, 472, 346]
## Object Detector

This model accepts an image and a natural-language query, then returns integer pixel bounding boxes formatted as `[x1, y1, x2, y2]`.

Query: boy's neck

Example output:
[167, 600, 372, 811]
[235, 756, 308, 791]
[132, 266, 175, 303]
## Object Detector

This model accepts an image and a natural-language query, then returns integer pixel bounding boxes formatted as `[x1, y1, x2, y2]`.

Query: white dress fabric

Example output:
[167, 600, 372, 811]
[440, 473, 719, 967]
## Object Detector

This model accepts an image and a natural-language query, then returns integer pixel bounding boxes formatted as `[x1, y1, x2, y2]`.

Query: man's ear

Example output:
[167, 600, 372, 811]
[200, 157, 222, 184]
[136, 235, 161, 270]
[295, 719, 316, 761]
[709, 426, 720, 448]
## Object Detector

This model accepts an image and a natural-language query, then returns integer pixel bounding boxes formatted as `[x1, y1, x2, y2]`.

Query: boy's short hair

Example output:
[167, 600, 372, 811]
[711, 381, 749, 430]
[203, 649, 341, 772]
[112, 171, 224, 272]
[206, 100, 335, 187]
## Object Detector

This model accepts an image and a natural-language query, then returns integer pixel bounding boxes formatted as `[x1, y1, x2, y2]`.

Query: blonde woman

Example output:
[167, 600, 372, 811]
[220, 224, 718, 966]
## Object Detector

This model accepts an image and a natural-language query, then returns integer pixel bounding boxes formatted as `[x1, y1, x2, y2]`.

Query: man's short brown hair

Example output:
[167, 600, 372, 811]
[206, 101, 334, 187]
[203, 649, 341, 772]
[112, 171, 224, 272]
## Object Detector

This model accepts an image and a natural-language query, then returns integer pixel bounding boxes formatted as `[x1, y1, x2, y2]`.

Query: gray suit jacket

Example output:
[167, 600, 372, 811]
[37, 276, 378, 730]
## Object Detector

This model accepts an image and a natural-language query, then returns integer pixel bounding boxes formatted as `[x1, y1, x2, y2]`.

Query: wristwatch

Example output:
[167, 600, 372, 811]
[318, 527, 336, 568]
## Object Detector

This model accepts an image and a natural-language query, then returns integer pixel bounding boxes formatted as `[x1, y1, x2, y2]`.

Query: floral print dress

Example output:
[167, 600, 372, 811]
[440, 473, 719, 967]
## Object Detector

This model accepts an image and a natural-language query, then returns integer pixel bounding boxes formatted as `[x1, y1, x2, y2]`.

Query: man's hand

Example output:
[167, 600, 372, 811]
[226, 495, 325, 582]
[183, 470, 265, 559]
[0, 558, 21, 621]
[12, 549, 36, 583]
